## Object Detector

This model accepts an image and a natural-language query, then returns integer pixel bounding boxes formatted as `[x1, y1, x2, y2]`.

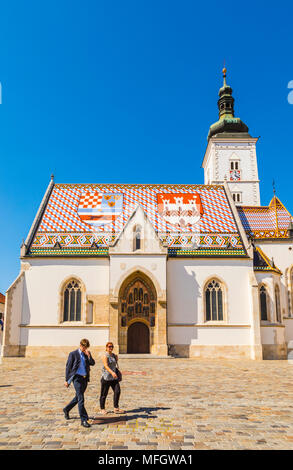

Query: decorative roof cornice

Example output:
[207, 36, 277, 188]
[54, 183, 224, 190]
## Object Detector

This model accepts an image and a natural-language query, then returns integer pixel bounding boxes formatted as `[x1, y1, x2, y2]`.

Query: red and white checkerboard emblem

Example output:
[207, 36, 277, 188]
[77, 192, 123, 226]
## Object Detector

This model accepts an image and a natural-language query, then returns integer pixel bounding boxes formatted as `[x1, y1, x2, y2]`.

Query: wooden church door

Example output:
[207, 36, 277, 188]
[127, 322, 150, 353]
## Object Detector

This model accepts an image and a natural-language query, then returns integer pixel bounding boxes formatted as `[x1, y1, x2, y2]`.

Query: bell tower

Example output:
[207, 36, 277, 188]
[202, 68, 261, 206]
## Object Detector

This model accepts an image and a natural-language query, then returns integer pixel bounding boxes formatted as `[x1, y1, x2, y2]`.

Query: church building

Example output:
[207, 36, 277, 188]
[2, 68, 293, 360]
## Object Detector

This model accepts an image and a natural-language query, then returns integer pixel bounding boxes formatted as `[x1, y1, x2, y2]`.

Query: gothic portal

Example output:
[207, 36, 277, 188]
[118, 273, 156, 354]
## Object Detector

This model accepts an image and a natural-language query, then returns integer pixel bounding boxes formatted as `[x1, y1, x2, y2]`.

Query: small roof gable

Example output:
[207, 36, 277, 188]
[26, 183, 247, 257]
[253, 246, 282, 274]
[110, 204, 167, 255]
[238, 196, 292, 239]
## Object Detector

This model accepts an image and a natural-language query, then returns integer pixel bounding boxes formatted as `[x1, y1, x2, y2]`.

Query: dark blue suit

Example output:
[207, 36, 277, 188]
[64, 349, 95, 422]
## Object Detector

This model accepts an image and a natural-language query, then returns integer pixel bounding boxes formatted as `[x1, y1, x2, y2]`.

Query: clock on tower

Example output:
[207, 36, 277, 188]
[230, 169, 241, 181]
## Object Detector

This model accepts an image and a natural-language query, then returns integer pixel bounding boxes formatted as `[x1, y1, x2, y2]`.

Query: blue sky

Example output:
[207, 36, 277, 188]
[0, 0, 292, 293]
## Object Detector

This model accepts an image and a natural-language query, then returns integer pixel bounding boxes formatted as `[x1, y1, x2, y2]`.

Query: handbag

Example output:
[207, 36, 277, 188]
[116, 368, 122, 382]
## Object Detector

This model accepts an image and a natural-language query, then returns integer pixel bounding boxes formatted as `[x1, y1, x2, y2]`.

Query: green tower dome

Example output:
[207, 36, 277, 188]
[207, 68, 250, 140]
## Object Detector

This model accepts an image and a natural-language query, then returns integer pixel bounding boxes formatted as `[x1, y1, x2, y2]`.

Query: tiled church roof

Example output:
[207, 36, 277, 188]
[0, 293, 5, 304]
[26, 183, 247, 257]
[237, 196, 292, 239]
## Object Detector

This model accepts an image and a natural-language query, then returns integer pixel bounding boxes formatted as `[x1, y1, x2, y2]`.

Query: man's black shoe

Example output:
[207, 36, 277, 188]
[81, 421, 91, 428]
[63, 408, 70, 420]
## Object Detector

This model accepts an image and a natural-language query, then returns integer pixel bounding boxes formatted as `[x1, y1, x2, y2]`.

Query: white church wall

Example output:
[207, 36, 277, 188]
[167, 258, 252, 324]
[254, 272, 275, 323]
[1, 272, 25, 356]
[256, 240, 293, 320]
[167, 326, 196, 345]
[259, 324, 287, 359]
[255, 270, 287, 358]
[167, 258, 253, 347]
[260, 325, 285, 345]
[20, 327, 108, 349]
[21, 258, 109, 326]
[284, 318, 293, 343]
[168, 326, 250, 345]
[191, 327, 251, 345]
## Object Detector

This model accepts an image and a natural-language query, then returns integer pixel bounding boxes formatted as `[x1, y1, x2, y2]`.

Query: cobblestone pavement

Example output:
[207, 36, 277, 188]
[0, 356, 293, 450]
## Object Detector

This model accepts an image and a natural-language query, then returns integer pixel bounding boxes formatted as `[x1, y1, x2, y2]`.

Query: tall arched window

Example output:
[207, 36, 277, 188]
[63, 280, 82, 322]
[275, 285, 281, 323]
[133, 225, 142, 251]
[259, 285, 268, 321]
[205, 279, 224, 321]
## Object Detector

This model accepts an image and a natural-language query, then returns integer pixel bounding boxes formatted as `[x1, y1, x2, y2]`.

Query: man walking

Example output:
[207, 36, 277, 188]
[63, 338, 95, 428]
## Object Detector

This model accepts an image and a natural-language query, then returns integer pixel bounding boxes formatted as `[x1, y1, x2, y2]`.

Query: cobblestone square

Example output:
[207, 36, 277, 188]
[0, 356, 293, 450]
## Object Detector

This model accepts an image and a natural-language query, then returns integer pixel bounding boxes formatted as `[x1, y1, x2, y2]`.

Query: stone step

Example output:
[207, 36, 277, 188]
[118, 354, 173, 359]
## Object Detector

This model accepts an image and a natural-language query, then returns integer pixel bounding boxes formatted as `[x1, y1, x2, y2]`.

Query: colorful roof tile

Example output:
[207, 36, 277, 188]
[237, 196, 292, 239]
[0, 293, 5, 304]
[27, 183, 247, 257]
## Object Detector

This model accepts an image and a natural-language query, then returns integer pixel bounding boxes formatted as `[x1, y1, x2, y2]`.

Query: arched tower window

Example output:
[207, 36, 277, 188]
[133, 225, 142, 251]
[259, 285, 268, 321]
[205, 279, 224, 321]
[275, 285, 281, 323]
[63, 280, 82, 322]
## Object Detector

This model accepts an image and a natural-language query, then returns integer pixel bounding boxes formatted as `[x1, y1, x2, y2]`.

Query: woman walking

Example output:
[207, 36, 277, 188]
[100, 342, 124, 414]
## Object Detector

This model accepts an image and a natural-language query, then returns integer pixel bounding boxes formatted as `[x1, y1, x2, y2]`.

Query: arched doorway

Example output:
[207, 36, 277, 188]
[118, 273, 157, 354]
[127, 322, 150, 353]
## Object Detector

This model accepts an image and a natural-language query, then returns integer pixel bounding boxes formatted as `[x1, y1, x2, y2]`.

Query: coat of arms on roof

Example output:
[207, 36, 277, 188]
[157, 193, 204, 228]
[77, 192, 123, 227]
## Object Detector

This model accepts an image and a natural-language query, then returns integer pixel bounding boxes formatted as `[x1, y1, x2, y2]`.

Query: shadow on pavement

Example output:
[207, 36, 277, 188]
[126, 406, 170, 414]
[90, 413, 158, 425]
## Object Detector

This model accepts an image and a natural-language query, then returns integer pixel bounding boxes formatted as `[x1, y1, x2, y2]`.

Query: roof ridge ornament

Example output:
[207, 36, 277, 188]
[222, 65, 227, 87]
